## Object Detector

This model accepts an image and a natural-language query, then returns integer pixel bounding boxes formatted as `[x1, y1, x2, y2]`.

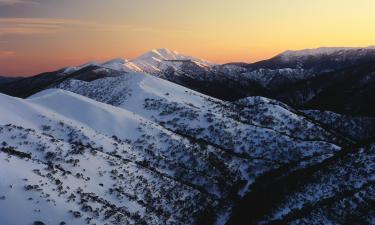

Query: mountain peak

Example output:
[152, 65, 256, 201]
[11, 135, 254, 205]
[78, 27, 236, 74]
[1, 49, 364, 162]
[152, 48, 179, 56]
[137, 48, 183, 61]
[129, 48, 215, 74]
[61, 48, 215, 76]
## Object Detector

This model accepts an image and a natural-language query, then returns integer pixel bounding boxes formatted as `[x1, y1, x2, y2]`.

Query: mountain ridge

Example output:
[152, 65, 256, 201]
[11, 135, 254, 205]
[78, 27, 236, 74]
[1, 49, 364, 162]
[1, 46, 375, 116]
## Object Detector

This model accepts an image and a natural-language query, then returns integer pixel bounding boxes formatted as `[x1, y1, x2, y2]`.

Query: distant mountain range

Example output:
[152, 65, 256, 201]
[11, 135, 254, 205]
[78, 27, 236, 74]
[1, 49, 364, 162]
[2, 46, 375, 116]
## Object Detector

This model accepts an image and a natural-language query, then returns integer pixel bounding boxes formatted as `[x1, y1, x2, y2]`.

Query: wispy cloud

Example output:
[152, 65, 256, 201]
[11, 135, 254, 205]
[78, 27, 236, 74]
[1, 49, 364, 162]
[0, 50, 16, 59]
[0, 0, 39, 6]
[0, 17, 189, 37]
[0, 18, 99, 36]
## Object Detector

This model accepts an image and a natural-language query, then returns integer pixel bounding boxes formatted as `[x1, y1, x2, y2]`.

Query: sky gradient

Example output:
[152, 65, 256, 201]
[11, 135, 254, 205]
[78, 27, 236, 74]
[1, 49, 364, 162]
[0, 0, 374, 76]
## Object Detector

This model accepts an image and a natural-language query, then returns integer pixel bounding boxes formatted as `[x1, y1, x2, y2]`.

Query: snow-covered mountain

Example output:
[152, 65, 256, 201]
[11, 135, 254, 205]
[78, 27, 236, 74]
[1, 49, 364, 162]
[149, 46, 375, 117]
[2, 46, 375, 117]
[0, 64, 125, 98]
[0, 89, 220, 225]
[4, 69, 372, 224]
[55, 72, 346, 144]
[279, 46, 375, 60]
[100, 46, 375, 107]
[62, 48, 214, 76]
[128, 48, 214, 74]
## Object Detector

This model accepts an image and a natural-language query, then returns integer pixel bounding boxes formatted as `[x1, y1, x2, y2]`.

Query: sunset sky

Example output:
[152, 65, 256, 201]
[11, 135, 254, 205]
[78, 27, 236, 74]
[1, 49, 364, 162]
[0, 0, 374, 76]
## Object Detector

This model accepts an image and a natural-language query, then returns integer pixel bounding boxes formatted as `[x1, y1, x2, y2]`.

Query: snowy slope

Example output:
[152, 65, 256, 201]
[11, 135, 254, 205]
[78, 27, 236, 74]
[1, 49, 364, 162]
[55, 73, 348, 191]
[0, 86, 342, 225]
[0, 91, 226, 225]
[254, 142, 375, 225]
[0, 70, 349, 225]
[3, 66, 375, 224]
[56, 72, 345, 146]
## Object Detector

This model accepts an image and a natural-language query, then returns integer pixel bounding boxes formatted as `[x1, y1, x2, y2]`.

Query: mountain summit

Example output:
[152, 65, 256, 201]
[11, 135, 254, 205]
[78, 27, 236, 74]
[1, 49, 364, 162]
[128, 48, 215, 74]
[62, 48, 214, 75]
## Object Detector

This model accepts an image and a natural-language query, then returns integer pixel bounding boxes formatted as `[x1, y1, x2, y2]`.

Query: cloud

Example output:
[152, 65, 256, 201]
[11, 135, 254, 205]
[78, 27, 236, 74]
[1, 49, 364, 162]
[0, 17, 147, 38]
[0, 17, 190, 37]
[0, 50, 16, 59]
[0, 18, 96, 36]
[0, 0, 39, 6]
